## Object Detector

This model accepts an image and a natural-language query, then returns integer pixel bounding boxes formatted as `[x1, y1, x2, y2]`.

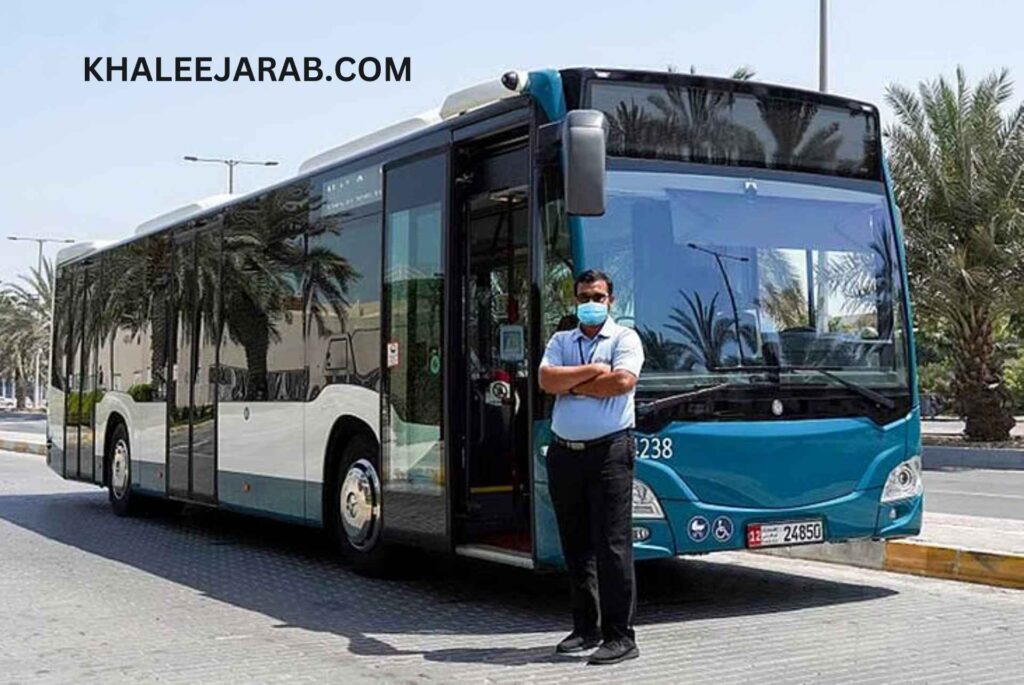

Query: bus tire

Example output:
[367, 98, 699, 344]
[107, 422, 141, 517]
[330, 433, 390, 574]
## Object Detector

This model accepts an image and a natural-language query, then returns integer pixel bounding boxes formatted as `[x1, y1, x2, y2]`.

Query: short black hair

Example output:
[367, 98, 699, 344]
[574, 269, 614, 296]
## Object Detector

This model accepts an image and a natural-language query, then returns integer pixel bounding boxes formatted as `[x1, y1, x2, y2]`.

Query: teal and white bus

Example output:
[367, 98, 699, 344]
[48, 67, 923, 571]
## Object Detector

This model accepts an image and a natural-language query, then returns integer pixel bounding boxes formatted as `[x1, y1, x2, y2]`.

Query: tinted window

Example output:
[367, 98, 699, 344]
[51, 268, 70, 390]
[122, 235, 172, 402]
[103, 240, 149, 396]
[590, 81, 881, 179]
[220, 183, 308, 401]
[306, 209, 382, 400]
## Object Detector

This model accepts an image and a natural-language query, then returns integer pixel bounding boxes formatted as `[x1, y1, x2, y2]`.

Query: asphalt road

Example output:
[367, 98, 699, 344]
[0, 412, 45, 435]
[1, 450, 1022, 684]
[925, 469, 1024, 521]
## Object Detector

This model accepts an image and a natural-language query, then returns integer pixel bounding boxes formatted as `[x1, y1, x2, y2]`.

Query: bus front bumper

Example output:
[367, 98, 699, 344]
[631, 488, 923, 561]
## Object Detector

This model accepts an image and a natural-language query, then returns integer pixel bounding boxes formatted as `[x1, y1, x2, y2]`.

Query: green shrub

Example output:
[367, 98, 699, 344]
[1004, 352, 1024, 412]
[126, 383, 154, 402]
[917, 360, 953, 400]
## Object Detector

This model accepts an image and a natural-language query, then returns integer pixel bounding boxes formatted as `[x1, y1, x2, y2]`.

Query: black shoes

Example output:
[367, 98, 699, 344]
[587, 638, 640, 665]
[555, 631, 602, 654]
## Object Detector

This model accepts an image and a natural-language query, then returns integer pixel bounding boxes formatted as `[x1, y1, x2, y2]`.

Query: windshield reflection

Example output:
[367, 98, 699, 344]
[582, 170, 909, 392]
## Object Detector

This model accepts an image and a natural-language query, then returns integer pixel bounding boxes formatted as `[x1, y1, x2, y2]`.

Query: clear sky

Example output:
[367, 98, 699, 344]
[1, 0, 1020, 282]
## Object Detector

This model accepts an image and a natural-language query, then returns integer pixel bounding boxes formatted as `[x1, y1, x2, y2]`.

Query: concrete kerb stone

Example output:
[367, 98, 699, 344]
[922, 444, 1024, 471]
[758, 539, 1024, 590]
[0, 439, 46, 456]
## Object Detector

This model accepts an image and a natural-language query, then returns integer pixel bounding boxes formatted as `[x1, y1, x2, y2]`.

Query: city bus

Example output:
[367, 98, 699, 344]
[47, 67, 923, 572]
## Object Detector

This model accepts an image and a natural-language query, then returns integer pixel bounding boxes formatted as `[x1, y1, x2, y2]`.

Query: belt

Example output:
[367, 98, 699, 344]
[552, 428, 632, 452]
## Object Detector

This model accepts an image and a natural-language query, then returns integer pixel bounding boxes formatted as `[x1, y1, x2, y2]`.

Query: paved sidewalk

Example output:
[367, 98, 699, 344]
[918, 512, 1024, 556]
[0, 429, 45, 455]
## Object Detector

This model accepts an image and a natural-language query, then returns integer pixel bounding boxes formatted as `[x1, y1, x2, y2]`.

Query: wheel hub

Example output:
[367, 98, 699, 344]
[111, 439, 129, 500]
[339, 459, 380, 550]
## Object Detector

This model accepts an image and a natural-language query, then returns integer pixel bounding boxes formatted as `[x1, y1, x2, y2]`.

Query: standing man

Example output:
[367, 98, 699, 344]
[539, 269, 645, 665]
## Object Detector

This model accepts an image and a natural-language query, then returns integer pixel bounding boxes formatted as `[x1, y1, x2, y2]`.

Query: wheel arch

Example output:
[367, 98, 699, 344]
[102, 411, 128, 487]
[321, 415, 379, 525]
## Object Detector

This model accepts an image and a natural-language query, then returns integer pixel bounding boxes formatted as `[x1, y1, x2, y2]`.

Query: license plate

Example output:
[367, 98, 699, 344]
[746, 519, 824, 548]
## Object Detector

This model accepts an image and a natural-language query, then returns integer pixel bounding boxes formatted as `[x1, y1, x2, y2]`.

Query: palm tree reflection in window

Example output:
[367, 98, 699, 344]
[600, 80, 862, 175]
[663, 291, 757, 370]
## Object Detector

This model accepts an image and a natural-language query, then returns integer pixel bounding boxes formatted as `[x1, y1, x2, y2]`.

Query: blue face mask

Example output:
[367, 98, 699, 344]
[577, 301, 609, 327]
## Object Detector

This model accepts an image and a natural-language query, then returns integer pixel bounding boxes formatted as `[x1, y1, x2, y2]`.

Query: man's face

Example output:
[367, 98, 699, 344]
[576, 279, 613, 309]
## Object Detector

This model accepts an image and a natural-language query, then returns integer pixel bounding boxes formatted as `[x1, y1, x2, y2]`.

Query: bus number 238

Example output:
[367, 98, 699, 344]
[636, 436, 673, 459]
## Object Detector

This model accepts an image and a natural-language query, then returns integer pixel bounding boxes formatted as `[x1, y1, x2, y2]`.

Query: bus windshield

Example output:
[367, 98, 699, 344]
[579, 169, 910, 395]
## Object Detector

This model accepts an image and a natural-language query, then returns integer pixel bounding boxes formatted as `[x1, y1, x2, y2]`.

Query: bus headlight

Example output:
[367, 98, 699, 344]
[881, 456, 923, 503]
[632, 480, 664, 519]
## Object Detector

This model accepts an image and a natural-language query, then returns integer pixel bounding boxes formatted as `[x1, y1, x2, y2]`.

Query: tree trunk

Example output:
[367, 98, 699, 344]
[951, 309, 1016, 441]
[14, 353, 27, 410]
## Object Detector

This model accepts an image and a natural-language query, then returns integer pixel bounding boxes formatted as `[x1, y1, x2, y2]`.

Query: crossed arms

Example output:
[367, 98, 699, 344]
[539, 363, 637, 398]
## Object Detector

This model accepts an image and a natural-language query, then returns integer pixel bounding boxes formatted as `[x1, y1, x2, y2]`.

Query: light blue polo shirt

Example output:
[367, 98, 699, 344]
[539, 317, 645, 441]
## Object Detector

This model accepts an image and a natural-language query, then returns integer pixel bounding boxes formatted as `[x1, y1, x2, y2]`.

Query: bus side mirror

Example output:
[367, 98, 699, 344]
[562, 110, 607, 216]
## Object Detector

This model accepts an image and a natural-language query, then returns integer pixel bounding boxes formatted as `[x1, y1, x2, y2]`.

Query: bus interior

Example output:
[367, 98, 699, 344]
[452, 127, 533, 557]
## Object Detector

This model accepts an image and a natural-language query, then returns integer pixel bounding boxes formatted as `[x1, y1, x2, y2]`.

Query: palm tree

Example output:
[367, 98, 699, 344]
[0, 260, 54, 408]
[886, 67, 1024, 440]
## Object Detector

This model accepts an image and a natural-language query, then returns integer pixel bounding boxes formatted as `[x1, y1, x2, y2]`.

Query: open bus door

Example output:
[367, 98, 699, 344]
[380, 149, 451, 551]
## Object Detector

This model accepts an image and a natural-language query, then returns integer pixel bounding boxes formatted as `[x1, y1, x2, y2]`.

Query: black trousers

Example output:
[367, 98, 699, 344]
[546, 431, 636, 643]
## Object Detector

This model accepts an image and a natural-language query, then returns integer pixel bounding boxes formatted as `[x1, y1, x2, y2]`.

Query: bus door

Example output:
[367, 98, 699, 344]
[380, 149, 450, 550]
[450, 128, 533, 560]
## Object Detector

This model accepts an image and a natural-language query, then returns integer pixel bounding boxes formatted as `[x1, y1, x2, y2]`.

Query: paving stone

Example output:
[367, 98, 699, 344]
[1, 451, 1022, 683]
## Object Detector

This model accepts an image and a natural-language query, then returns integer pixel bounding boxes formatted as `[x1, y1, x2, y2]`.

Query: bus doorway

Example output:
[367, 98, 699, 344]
[452, 132, 533, 563]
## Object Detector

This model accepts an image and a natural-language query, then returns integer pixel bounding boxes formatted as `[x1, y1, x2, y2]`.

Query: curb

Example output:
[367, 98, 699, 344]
[0, 439, 46, 456]
[885, 540, 1024, 589]
[922, 444, 1024, 471]
[759, 539, 1023, 590]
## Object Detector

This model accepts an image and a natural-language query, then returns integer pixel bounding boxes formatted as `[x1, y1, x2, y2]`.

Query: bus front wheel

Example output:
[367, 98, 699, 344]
[107, 422, 140, 517]
[331, 434, 389, 573]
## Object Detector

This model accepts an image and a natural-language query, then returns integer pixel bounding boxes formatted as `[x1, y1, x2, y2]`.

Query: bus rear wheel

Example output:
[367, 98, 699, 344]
[331, 434, 389, 573]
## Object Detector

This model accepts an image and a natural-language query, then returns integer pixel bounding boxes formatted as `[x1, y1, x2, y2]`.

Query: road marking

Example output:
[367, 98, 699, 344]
[927, 488, 1024, 500]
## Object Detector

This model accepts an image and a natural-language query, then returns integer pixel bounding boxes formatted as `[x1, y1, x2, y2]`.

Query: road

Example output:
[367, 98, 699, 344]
[1, 451, 1022, 684]
[925, 469, 1024, 521]
[0, 412, 45, 435]
[922, 417, 1024, 438]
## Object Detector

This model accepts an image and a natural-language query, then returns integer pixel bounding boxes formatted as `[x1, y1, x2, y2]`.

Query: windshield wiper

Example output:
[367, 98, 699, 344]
[636, 382, 737, 416]
[705, 364, 895, 409]
[783, 365, 896, 409]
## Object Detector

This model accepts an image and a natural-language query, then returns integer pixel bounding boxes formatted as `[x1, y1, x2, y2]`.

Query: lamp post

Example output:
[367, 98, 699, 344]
[688, 243, 751, 365]
[819, 0, 829, 93]
[6, 237, 72, 410]
[182, 156, 279, 194]
[6, 236, 75, 274]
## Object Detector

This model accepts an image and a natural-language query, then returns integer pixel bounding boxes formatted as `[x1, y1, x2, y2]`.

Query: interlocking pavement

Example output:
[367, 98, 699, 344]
[1, 450, 1022, 684]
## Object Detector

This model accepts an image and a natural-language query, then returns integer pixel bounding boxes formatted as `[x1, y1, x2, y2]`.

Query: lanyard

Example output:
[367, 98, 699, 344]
[577, 337, 598, 366]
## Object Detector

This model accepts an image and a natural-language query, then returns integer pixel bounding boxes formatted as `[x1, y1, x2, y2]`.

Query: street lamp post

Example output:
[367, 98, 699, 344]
[6, 236, 73, 410]
[6, 236, 75, 274]
[183, 156, 279, 194]
[819, 0, 829, 93]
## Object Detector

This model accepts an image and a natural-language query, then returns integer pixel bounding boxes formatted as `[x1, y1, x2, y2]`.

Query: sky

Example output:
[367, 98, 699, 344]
[1, 0, 1021, 283]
